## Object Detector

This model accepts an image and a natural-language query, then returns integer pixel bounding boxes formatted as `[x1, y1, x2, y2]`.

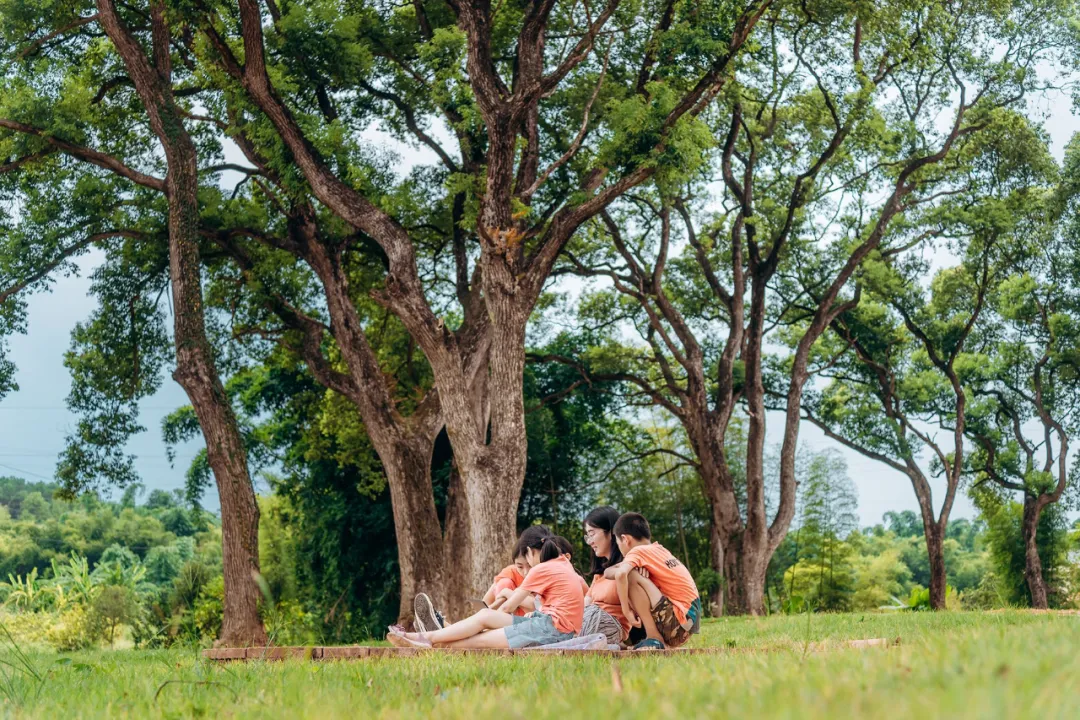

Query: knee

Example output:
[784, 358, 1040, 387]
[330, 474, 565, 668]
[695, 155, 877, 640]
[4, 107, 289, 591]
[627, 570, 657, 592]
[477, 608, 500, 625]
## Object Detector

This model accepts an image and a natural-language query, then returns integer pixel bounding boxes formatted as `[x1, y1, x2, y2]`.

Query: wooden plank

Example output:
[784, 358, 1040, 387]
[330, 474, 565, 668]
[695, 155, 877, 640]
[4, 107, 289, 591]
[245, 646, 320, 661]
[320, 646, 372, 660]
[202, 639, 894, 663]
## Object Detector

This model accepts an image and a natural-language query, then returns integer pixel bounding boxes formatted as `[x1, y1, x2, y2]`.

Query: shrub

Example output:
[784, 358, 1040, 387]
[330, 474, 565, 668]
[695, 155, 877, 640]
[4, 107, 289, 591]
[91, 585, 139, 646]
[170, 561, 211, 610]
[0, 610, 53, 647]
[264, 599, 319, 646]
[192, 576, 224, 642]
[46, 605, 98, 651]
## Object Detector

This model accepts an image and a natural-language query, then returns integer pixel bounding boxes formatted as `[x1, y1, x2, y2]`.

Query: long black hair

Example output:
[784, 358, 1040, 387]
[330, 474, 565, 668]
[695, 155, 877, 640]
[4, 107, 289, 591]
[584, 506, 623, 576]
[538, 537, 563, 563]
[513, 524, 553, 560]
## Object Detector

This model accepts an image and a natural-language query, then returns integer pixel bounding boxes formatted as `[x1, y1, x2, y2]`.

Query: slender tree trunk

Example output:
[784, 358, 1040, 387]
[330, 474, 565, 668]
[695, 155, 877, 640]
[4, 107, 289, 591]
[739, 539, 769, 615]
[924, 522, 947, 610]
[95, 0, 266, 646]
[1022, 495, 1050, 610]
[165, 104, 266, 648]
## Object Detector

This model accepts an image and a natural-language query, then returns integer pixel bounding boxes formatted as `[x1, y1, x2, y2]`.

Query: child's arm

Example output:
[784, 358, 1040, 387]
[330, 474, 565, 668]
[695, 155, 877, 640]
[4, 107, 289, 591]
[482, 583, 498, 607]
[610, 563, 639, 627]
[490, 588, 513, 609]
[495, 586, 533, 614]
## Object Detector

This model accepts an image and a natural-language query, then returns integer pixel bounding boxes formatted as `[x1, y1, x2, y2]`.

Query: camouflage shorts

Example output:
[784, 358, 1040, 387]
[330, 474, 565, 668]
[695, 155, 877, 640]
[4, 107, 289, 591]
[650, 596, 691, 648]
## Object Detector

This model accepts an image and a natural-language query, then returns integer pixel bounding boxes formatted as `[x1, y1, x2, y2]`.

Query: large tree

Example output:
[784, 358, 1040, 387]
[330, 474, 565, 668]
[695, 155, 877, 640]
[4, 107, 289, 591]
[965, 136, 1080, 608]
[0, 0, 268, 642]
[172, 0, 771, 616]
[802, 113, 1058, 608]
[1, 0, 770, 621]
[555, 0, 1068, 613]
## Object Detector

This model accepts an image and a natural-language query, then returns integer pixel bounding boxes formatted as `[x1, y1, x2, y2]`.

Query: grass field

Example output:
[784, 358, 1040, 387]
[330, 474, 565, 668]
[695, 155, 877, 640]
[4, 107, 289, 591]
[2, 611, 1077, 718]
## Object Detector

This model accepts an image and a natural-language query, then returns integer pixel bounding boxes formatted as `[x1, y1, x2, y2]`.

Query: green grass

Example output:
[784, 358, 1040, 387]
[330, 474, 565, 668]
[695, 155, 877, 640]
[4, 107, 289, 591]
[1, 611, 1076, 718]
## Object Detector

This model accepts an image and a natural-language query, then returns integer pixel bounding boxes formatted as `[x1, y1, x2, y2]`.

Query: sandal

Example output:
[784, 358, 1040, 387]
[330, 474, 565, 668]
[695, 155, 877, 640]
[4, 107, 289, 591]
[386, 628, 432, 649]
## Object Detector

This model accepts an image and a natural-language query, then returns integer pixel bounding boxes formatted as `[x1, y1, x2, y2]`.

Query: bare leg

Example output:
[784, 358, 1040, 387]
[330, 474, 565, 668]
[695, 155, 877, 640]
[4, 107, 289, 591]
[437, 628, 511, 649]
[627, 571, 664, 645]
[408, 608, 513, 645]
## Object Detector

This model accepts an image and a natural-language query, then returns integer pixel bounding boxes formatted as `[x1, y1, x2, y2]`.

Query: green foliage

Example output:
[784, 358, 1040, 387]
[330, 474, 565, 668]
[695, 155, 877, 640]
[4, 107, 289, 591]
[979, 497, 1070, 607]
[90, 585, 139, 646]
[778, 451, 858, 611]
[45, 604, 97, 652]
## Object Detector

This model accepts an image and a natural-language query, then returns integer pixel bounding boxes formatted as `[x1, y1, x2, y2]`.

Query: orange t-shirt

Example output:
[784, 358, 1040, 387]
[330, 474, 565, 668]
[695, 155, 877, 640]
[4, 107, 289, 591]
[492, 565, 527, 616]
[493, 565, 524, 592]
[587, 574, 630, 634]
[520, 556, 585, 634]
[622, 543, 698, 625]
[578, 575, 589, 597]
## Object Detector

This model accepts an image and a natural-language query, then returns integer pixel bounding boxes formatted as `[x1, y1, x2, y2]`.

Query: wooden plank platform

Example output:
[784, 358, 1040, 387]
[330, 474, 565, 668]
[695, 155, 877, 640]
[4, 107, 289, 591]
[203, 638, 894, 662]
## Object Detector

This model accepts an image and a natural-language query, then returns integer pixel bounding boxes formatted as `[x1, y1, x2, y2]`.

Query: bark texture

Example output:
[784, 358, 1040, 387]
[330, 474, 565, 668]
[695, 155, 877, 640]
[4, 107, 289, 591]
[96, 0, 267, 645]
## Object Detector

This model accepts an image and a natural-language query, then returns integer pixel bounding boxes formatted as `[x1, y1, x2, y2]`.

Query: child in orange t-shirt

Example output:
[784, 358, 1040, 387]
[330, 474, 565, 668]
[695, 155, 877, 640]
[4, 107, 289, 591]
[551, 535, 590, 597]
[605, 512, 701, 649]
[388, 534, 584, 649]
[485, 556, 530, 616]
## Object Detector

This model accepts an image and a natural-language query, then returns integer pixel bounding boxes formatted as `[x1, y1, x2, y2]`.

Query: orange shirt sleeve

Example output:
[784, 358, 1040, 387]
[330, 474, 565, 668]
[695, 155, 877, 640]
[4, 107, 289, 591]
[520, 562, 553, 595]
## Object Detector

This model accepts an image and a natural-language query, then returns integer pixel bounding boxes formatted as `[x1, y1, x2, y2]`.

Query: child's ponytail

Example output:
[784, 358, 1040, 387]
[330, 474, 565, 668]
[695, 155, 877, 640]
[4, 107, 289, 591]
[539, 537, 562, 563]
[513, 524, 553, 559]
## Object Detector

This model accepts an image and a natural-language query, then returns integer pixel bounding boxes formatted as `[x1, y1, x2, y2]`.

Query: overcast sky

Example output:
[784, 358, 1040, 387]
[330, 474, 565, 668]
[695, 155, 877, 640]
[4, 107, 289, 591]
[2, 87, 1077, 527]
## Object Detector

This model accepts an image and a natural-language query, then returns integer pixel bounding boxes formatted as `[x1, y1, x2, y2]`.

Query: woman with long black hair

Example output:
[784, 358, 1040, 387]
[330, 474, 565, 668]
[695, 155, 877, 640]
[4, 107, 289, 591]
[581, 506, 631, 646]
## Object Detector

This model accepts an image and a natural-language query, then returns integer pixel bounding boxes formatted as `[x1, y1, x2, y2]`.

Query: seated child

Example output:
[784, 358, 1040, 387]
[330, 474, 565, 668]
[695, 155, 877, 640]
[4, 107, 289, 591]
[413, 526, 549, 633]
[389, 533, 584, 649]
[551, 534, 590, 597]
[486, 526, 550, 615]
[604, 512, 701, 650]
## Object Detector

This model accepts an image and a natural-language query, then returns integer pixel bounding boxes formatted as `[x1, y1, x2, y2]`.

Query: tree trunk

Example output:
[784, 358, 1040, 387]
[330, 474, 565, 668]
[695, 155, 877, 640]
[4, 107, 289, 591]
[441, 462, 473, 622]
[722, 535, 751, 614]
[924, 523, 947, 610]
[454, 442, 526, 605]
[165, 114, 266, 649]
[95, 0, 267, 646]
[441, 273, 530, 607]
[738, 534, 769, 615]
[708, 519, 724, 616]
[1022, 495, 1050, 610]
[382, 437, 447, 625]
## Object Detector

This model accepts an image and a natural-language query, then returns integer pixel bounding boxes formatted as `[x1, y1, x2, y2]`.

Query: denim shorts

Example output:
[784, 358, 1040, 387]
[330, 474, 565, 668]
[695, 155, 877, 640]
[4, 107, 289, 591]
[504, 612, 575, 648]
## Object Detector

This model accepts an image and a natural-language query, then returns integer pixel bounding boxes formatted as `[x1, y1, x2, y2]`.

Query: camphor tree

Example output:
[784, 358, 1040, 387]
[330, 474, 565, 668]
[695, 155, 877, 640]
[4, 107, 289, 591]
[0, 0, 773, 621]
[964, 135, 1080, 609]
[0, 0, 269, 642]
[801, 113, 1060, 609]
[558, 0, 1071, 613]
[172, 0, 774, 617]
